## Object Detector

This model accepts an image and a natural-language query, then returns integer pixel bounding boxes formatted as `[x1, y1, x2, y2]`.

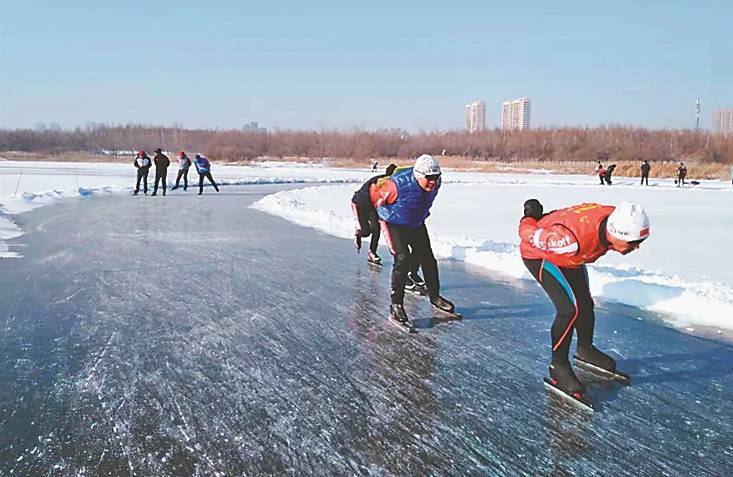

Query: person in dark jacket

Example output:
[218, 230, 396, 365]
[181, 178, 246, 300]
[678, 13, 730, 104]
[677, 162, 687, 187]
[604, 164, 616, 185]
[352, 163, 397, 264]
[193, 154, 220, 195]
[171, 151, 192, 191]
[133, 150, 152, 195]
[151, 148, 170, 196]
[640, 160, 651, 186]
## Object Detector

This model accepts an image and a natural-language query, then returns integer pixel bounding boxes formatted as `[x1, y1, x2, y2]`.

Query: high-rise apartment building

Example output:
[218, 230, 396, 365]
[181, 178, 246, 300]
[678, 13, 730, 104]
[465, 101, 486, 133]
[714, 109, 733, 135]
[501, 97, 531, 131]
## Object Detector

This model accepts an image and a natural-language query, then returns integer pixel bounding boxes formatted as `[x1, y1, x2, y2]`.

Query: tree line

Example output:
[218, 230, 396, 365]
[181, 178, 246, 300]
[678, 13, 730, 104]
[1, 124, 732, 163]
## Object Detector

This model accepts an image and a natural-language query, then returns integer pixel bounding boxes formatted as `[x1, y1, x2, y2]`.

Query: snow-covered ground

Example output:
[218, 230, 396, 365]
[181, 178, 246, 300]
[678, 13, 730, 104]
[2, 158, 732, 338]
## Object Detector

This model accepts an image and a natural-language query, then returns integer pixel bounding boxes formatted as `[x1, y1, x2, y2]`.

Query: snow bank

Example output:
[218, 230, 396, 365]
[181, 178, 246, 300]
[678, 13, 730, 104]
[252, 181, 733, 336]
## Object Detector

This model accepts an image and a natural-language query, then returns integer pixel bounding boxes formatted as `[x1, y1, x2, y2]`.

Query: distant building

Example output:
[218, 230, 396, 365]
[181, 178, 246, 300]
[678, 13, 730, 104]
[464, 101, 486, 133]
[243, 121, 267, 133]
[501, 97, 531, 131]
[713, 109, 733, 135]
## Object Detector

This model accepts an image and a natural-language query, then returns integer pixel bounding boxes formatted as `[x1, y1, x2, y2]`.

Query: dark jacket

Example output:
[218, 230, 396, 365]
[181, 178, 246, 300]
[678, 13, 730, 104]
[641, 162, 651, 176]
[352, 174, 387, 208]
[154, 152, 170, 171]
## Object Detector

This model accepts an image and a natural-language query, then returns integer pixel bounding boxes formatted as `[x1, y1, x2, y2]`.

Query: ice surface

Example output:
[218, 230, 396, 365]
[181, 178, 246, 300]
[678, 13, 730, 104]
[0, 185, 731, 475]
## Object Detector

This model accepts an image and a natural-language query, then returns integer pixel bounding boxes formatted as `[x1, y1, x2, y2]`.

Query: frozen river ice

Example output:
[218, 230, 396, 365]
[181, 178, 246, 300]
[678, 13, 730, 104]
[1, 184, 731, 476]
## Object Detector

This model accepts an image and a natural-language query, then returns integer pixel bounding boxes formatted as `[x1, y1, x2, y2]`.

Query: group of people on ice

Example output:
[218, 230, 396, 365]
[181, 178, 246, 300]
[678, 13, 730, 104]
[596, 160, 691, 187]
[133, 149, 220, 196]
[352, 154, 650, 408]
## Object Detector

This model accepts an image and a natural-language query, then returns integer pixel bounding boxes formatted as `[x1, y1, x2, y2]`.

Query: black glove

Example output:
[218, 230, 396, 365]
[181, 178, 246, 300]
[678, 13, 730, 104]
[523, 199, 544, 220]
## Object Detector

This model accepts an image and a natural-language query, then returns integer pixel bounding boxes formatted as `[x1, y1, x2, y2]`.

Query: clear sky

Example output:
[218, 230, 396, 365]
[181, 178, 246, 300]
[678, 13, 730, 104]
[1, 0, 730, 131]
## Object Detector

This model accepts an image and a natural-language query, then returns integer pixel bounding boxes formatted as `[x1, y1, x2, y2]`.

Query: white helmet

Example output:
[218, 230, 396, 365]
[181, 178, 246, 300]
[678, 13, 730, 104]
[607, 202, 650, 242]
[413, 154, 441, 178]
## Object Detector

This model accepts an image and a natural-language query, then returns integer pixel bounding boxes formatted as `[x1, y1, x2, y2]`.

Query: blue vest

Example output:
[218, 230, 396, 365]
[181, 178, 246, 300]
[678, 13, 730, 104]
[377, 167, 439, 227]
[194, 157, 210, 173]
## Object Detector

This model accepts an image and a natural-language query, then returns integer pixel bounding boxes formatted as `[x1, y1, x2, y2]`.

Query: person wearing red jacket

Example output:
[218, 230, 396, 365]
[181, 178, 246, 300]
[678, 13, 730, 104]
[518, 200, 650, 395]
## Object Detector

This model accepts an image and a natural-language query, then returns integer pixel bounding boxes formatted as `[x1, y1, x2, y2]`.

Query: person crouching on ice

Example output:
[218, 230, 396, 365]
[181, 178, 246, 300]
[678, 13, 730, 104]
[371, 154, 456, 328]
[351, 163, 397, 265]
[193, 154, 220, 195]
[518, 200, 650, 395]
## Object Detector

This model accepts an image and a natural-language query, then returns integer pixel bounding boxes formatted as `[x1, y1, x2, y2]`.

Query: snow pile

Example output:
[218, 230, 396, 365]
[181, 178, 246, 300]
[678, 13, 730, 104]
[253, 181, 733, 335]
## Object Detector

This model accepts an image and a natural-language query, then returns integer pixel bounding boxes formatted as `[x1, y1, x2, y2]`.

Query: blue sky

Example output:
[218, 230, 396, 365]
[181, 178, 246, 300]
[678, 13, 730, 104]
[1, 0, 730, 131]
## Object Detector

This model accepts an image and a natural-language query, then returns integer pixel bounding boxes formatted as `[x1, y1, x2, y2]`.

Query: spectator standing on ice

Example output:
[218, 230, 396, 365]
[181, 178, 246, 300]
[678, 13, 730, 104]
[677, 162, 687, 187]
[640, 160, 651, 186]
[171, 151, 192, 191]
[193, 154, 220, 195]
[518, 200, 649, 398]
[151, 148, 170, 196]
[133, 150, 152, 195]
[371, 154, 457, 329]
[351, 163, 397, 265]
[371, 161, 379, 172]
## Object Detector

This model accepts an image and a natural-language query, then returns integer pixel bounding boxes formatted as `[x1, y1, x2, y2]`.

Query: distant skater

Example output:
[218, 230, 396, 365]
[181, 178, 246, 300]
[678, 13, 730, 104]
[677, 162, 687, 187]
[171, 151, 192, 191]
[595, 162, 606, 185]
[640, 160, 650, 186]
[152, 148, 170, 196]
[133, 150, 151, 195]
[193, 154, 220, 195]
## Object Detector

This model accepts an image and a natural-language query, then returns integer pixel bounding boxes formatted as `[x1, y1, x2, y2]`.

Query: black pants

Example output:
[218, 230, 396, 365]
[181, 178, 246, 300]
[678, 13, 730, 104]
[523, 258, 595, 364]
[678, 176, 685, 186]
[352, 202, 380, 254]
[198, 172, 219, 194]
[381, 222, 439, 304]
[153, 170, 168, 194]
[135, 169, 149, 193]
[641, 174, 649, 185]
[174, 169, 189, 189]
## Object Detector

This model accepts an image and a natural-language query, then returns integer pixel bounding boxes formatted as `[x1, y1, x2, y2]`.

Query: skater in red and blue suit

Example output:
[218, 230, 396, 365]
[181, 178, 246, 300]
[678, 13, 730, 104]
[371, 154, 456, 328]
[519, 200, 650, 396]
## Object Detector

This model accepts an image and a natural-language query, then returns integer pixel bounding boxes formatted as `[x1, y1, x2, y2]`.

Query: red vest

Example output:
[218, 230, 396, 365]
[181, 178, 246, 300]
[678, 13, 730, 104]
[520, 203, 615, 268]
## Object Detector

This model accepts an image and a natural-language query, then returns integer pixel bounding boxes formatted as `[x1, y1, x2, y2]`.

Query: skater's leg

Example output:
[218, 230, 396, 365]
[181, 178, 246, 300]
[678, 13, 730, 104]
[135, 170, 143, 193]
[206, 172, 219, 192]
[410, 225, 439, 299]
[183, 170, 188, 190]
[172, 170, 182, 189]
[367, 209, 380, 254]
[198, 173, 205, 194]
[381, 221, 410, 305]
[523, 259, 578, 364]
[143, 171, 148, 194]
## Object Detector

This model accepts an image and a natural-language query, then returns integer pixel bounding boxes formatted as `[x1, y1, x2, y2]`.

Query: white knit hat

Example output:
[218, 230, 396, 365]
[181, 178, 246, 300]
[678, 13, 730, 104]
[607, 202, 650, 242]
[413, 154, 441, 178]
